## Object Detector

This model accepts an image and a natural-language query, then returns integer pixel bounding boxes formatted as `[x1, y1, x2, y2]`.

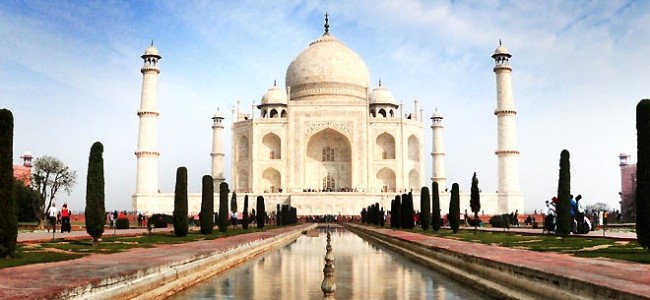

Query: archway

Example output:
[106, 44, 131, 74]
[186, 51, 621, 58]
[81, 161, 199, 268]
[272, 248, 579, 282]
[262, 133, 281, 159]
[408, 135, 420, 161]
[237, 167, 249, 192]
[408, 169, 420, 191]
[376, 167, 396, 192]
[238, 136, 249, 162]
[306, 128, 351, 191]
[375, 132, 395, 160]
[262, 168, 281, 193]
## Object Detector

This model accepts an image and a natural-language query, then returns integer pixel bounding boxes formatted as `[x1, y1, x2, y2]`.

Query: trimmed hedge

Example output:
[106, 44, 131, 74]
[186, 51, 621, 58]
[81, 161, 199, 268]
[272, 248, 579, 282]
[115, 218, 129, 229]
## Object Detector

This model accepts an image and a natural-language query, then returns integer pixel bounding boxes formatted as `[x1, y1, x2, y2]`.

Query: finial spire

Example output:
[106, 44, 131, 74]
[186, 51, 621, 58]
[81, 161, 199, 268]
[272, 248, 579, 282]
[151, 40, 154, 46]
[273, 79, 277, 87]
[378, 78, 382, 87]
[324, 12, 330, 34]
[499, 39, 502, 46]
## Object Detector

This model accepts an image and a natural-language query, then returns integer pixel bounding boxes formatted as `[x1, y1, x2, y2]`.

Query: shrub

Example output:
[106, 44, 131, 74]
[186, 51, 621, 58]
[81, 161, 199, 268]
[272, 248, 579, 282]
[85, 142, 105, 246]
[489, 214, 511, 228]
[256, 196, 265, 229]
[242, 195, 249, 230]
[115, 218, 129, 229]
[420, 187, 431, 231]
[150, 214, 171, 228]
[173, 167, 189, 237]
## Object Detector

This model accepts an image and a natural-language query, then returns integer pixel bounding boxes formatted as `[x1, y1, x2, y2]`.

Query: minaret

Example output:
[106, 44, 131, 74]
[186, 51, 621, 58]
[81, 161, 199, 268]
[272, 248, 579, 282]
[431, 109, 446, 191]
[135, 43, 161, 195]
[492, 40, 522, 212]
[211, 109, 225, 191]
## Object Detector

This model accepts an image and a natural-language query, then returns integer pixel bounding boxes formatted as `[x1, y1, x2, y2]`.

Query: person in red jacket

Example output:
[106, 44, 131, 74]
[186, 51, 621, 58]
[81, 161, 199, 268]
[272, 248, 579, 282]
[60, 203, 71, 233]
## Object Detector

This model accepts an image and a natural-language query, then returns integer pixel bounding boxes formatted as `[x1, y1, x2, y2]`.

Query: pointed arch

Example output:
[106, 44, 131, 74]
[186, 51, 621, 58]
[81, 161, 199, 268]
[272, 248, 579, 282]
[408, 135, 420, 161]
[237, 167, 249, 192]
[262, 133, 281, 159]
[409, 169, 420, 191]
[238, 135, 249, 162]
[280, 109, 287, 118]
[375, 132, 395, 160]
[270, 109, 278, 118]
[262, 168, 281, 193]
[378, 108, 387, 118]
[377, 167, 396, 192]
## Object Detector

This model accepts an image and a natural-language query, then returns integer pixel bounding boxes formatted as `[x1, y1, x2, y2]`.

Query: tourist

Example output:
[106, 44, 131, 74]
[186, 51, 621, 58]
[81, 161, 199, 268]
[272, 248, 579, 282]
[60, 203, 71, 233]
[48, 202, 58, 232]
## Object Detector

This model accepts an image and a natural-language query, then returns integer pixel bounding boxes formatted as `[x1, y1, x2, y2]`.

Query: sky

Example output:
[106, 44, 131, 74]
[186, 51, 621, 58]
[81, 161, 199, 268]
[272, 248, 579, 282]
[1, 0, 647, 213]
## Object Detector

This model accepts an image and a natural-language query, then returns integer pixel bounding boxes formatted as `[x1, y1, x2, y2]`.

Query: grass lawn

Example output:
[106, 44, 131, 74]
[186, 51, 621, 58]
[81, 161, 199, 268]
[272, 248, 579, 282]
[405, 228, 650, 264]
[0, 226, 276, 269]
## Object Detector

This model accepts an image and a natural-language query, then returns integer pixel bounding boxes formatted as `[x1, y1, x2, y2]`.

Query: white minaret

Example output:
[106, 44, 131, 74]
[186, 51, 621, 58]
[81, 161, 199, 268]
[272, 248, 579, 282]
[211, 109, 225, 191]
[492, 40, 523, 213]
[431, 109, 446, 191]
[135, 43, 161, 195]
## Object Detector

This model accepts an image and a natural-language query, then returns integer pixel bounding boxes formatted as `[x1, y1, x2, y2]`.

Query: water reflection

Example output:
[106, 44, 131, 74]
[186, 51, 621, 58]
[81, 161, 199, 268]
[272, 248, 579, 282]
[169, 228, 490, 300]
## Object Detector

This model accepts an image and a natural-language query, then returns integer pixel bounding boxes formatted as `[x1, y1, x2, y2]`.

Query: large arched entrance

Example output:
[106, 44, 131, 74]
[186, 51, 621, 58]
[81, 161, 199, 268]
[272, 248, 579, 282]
[305, 128, 351, 191]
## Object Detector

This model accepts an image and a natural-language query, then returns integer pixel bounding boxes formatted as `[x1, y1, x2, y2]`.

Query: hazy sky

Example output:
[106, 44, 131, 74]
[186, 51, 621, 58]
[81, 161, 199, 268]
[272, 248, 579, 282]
[1, 1, 647, 213]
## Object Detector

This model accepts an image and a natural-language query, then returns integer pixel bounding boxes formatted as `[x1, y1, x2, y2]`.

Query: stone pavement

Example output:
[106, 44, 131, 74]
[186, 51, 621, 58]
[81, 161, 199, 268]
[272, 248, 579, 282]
[465, 226, 638, 240]
[1, 225, 310, 300]
[351, 224, 650, 299]
[18, 227, 173, 243]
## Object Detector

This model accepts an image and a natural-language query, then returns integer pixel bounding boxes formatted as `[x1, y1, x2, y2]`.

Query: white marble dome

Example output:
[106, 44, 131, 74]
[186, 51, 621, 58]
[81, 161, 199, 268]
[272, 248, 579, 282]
[285, 33, 369, 100]
[143, 45, 160, 57]
[493, 43, 511, 57]
[369, 82, 396, 105]
[261, 82, 287, 105]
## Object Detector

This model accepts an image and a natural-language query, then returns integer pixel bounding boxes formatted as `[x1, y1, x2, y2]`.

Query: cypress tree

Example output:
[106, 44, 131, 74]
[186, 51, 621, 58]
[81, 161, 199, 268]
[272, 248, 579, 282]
[470, 172, 481, 233]
[200, 175, 214, 234]
[432, 182, 441, 232]
[449, 183, 460, 233]
[400, 193, 409, 229]
[0, 109, 16, 257]
[420, 187, 431, 231]
[242, 195, 249, 230]
[276, 203, 282, 226]
[218, 182, 229, 232]
[173, 167, 188, 237]
[394, 195, 402, 228]
[390, 199, 396, 228]
[230, 191, 238, 215]
[282, 204, 289, 225]
[637, 99, 650, 251]
[556, 150, 571, 237]
[85, 142, 105, 246]
[379, 207, 385, 227]
[404, 192, 415, 229]
[256, 196, 265, 228]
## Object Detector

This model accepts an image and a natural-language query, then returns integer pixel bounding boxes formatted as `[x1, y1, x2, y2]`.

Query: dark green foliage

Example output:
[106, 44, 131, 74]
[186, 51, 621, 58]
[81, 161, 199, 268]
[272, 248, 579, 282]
[230, 192, 237, 214]
[115, 218, 129, 229]
[282, 204, 290, 225]
[637, 99, 650, 251]
[290, 207, 297, 224]
[556, 150, 571, 237]
[393, 195, 402, 228]
[420, 187, 431, 230]
[432, 182, 441, 232]
[14, 181, 39, 222]
[149, 214, 170, 228]
[173, 167, 189, 237]
[449, 183, 460, 233]
[489, 214, 511, 228]
[242, 195, 249, 230]
[200, 175, 214, 234]
[218, 182, 229, 232]
[85, 142, 105, 245]
[256, 196, 265, 228]
[402, 193, 414, 229]
[470, 172, 481, 233]
[379, 207, 385, 227]
[276, 204, 282, 226]
[0, 109, 16, 257]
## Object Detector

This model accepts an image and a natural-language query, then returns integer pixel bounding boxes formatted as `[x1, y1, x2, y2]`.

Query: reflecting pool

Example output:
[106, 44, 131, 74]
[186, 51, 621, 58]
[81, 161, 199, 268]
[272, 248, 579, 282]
[169, 228, 491, 299]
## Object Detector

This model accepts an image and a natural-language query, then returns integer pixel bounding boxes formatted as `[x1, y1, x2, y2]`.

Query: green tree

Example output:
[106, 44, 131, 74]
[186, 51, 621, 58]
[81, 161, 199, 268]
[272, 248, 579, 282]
[31, 156, 77, 228]
[449, 183, 460, 233]
[276, 203, 282, 226]
[256, 196, 265, 229]
[173, 167, 188, 237]
[420, 187, 431, 230]
[470, 172, 481, 233]
[85, 142, 105, 246]
[242, 195, 249, 230]
[432, 182, 441, 232]
[637, 99, 650, 251]
[14, 181, 40, 222]
[230, 191, 238, 214]
[218, 182, 229, 232]
[200, 175, 214, 234]
[393, 195, 402, 228]
[556, 149, 572, 237]
[0, 109, 17, 258]
[403, 192, 415, 229]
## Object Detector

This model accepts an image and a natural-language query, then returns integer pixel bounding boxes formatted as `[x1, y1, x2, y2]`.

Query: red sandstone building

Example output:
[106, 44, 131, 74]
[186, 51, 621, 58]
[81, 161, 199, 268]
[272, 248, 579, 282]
[13, 152, 32, 186]
[619, 153, 636, 221]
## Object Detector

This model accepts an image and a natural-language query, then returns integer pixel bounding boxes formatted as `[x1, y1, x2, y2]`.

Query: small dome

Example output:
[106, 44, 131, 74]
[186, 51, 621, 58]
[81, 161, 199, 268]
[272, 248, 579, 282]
[261, 82, 287, 105]
[369, 81, 395, 105]
[143, 44, 161, 58]
[22, 151, 32, 157]
[286, 33, 369, 100]
[213, 109, 223, 119]
[431, 108, 443, 119]
[493, 41, 511, 58]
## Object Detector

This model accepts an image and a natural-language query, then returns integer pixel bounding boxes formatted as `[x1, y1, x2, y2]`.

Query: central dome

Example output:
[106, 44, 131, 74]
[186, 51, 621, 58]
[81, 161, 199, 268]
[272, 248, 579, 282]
[285, 33, 370, 101]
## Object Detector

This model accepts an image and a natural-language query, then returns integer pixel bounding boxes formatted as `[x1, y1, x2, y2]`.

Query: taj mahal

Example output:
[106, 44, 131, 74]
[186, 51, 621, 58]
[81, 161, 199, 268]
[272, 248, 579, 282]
[132, 17, 524, 216]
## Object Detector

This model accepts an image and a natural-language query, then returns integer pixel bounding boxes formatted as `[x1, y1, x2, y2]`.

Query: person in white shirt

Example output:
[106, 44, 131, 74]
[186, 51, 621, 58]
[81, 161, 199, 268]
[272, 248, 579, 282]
[48, 202, 58, 232]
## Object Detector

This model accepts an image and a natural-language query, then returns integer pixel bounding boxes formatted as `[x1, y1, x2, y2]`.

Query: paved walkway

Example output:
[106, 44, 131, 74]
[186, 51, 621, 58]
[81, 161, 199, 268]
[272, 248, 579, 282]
[463, 226, 638, 240]
[18, 227, 173, 243]
[3, 225, 310, 300]
[351, 224, 650, 299]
